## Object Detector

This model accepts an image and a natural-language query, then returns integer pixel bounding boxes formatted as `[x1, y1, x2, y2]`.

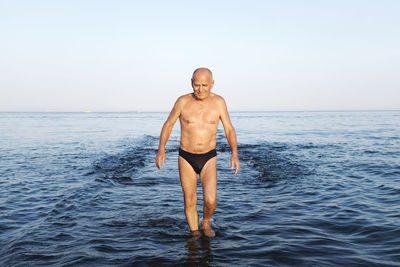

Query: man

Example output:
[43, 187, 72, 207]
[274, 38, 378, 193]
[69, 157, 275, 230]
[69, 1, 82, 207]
[155, 67, 240, 237]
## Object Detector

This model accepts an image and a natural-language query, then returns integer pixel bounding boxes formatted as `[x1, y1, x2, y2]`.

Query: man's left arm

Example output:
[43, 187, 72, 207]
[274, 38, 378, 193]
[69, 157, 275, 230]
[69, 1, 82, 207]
[219, 98, 240, 175]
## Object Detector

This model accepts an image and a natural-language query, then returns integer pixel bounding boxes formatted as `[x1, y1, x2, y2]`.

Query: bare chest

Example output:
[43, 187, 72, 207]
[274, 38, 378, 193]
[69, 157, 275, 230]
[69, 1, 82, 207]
[180, 104, 219, 125]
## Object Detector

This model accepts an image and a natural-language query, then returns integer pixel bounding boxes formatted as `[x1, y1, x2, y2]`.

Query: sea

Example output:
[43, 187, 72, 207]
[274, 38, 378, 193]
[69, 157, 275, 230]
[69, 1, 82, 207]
[0, 111, 399, 267]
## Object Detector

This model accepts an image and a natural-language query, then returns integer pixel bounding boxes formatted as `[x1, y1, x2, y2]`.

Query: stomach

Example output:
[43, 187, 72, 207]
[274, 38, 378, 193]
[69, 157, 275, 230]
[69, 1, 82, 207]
[179, 125, 218, 153]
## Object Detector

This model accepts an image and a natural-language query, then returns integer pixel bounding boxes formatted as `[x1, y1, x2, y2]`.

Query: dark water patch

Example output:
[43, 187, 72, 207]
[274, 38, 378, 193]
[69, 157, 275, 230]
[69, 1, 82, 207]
[237, 142, 316, 182]
[87, 135, 158, 184]
[374, 183, 400, 195]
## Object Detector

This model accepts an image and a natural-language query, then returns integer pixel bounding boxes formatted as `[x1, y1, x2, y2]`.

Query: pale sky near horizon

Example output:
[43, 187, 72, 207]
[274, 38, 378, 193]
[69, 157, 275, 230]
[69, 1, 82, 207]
[1, 0, 399, 112]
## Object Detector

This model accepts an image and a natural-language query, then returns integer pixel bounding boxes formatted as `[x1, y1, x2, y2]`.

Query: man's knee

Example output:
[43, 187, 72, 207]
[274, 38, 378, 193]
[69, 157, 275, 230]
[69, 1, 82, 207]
[204, 197, 217, 209]
[184, 195, 197, 209]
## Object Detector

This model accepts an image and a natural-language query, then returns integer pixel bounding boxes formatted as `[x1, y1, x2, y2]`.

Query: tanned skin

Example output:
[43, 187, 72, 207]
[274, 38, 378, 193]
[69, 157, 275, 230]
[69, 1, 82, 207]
[155, 68, 240, 237]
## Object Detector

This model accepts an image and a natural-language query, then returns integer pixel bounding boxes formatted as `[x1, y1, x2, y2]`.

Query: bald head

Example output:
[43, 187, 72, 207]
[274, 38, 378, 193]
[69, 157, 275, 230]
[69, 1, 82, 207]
[192, 68, 213, 80]
[191, 67, 215, 100]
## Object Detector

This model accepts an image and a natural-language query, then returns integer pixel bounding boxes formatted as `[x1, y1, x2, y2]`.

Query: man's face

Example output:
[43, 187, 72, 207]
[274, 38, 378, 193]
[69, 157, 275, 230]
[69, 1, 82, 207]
[191, 72, 214, 100]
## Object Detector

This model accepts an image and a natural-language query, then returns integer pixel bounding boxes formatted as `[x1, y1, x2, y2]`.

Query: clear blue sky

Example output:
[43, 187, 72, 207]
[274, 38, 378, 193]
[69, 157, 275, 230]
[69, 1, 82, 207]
[1, 0, 399, 111]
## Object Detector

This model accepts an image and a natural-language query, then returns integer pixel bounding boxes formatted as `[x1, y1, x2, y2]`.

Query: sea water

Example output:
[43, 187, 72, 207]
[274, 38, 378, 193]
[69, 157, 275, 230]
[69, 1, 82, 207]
[0, 111, 399, 266]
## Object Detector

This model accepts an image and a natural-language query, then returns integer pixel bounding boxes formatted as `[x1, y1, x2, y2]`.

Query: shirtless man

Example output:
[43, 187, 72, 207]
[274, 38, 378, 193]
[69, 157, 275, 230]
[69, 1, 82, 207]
[155, 68, 240, 237]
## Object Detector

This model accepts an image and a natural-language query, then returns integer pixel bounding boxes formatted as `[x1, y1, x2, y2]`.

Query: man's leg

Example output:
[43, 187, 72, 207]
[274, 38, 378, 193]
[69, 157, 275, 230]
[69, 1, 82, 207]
[178, 156, 199, 231]
[199, 156, 217, 237]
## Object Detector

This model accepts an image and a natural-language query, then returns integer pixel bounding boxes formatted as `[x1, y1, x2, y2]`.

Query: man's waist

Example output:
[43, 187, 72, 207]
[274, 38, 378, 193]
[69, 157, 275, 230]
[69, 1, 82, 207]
[179, 146, 217, 155]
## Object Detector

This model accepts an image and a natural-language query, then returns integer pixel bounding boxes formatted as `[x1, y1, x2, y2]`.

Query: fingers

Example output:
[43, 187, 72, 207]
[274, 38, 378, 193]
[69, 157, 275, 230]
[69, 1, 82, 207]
[155, 153, 165, 170]
[155, 157, 161, 170]
[231, 157, 240, 175]
[233, 166, 239, 175]
[233, 161, 240, 175]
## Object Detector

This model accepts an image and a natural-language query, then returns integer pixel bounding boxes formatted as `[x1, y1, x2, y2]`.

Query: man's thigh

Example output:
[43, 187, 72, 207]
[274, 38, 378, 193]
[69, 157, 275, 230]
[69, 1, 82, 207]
[178, 156, 198, 197]
[199, 157, 217, 200]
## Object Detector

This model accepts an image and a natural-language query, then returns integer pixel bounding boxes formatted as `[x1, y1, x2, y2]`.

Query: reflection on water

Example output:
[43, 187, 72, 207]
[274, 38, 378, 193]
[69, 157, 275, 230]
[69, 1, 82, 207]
[184, 232, 213, 266]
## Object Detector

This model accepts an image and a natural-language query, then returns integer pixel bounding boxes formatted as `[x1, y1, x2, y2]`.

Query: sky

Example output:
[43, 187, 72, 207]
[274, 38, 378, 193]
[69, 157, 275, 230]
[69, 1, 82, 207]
[1, 0, 399, 112]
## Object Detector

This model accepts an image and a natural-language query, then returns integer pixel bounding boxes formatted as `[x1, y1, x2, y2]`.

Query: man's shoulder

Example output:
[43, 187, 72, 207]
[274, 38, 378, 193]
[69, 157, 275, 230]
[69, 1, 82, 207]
[181, 93, 193, 99]
[175, 94, 192, 104]
[172, 94, 192, 111]
[177, 93, 192, 101]
[210, 93, 226, 105]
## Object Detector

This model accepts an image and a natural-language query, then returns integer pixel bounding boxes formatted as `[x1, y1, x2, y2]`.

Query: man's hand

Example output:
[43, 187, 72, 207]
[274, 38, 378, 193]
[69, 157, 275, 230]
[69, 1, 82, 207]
[155, 150, 166, 170]
[231, 154, 240, 175]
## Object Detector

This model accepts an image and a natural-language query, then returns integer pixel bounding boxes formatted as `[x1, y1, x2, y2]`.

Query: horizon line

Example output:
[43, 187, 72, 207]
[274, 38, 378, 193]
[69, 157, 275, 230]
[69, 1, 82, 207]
[0, 109, 399, 113]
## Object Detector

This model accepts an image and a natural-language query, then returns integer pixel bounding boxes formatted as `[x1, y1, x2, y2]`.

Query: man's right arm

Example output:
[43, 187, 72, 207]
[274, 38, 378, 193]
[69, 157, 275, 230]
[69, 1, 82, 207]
[155, 97, 183, 170]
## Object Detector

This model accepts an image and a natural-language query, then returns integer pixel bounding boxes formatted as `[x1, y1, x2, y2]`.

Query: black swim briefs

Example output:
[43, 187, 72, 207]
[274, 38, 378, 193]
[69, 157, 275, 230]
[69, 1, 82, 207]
[178, 148, 217, 174]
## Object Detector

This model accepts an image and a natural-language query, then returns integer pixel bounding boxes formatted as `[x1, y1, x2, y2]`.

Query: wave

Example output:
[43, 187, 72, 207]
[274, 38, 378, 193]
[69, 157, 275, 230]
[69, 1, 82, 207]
[85, 135, 158, 185]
